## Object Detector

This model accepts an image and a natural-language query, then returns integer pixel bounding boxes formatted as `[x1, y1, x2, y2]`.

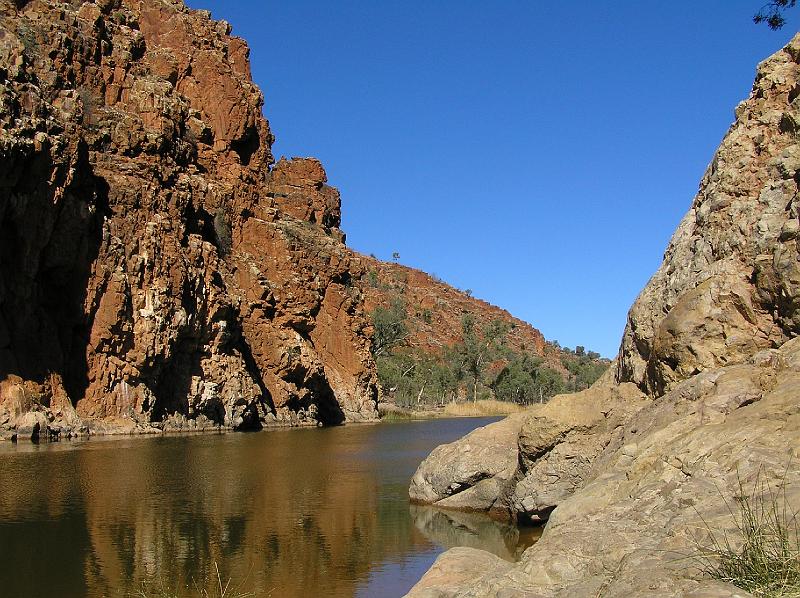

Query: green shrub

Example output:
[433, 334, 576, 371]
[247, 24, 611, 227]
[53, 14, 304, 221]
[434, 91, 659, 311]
[371, 297, 408, 357]
[365, 269, 379, 288]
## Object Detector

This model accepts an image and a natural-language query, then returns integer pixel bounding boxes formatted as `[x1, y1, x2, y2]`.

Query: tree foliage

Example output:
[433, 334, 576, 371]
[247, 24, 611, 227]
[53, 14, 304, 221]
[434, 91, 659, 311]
[371, 297, 408, 357]
[455, 315, 508, 402]
[754, 0, 797, 29]
[560, 352, 609, 392]
[369, 288, 610, 409]
[491, 353, 565, 404]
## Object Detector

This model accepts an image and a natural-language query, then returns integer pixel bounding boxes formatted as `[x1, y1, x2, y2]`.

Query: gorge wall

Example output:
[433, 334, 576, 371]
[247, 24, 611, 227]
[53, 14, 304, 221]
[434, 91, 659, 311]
[0, 0, 379, 438]
[407, 33, 800, 598]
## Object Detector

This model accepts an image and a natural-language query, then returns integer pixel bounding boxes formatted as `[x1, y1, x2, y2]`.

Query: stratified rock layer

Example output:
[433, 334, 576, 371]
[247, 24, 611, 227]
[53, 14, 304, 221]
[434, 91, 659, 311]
[407, 33, 800, 598]
[0, 0, 378, 437]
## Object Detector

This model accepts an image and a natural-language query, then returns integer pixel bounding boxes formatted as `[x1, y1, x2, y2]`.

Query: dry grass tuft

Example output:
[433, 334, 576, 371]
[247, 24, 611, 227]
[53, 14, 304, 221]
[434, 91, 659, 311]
[443, 399, 524, 417]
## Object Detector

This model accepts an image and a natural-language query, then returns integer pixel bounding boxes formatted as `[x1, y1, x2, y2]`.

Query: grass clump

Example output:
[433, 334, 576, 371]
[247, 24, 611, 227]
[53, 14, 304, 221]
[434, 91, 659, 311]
[443, 399, 523, 417]
[694, 468, 800, 597]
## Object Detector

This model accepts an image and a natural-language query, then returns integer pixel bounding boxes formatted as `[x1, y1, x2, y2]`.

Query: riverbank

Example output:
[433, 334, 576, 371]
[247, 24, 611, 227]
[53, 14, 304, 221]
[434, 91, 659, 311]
[379, 400, 525, 421]
[1, 402, 517, 444]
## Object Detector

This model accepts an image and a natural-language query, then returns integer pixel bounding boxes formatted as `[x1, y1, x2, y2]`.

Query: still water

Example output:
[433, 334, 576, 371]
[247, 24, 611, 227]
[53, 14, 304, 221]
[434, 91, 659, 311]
[0, 417, 540, 597]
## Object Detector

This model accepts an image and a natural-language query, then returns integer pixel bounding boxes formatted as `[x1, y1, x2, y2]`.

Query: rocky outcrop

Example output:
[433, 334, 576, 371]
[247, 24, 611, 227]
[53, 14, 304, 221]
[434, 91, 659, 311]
[409, 339, 800, 597]
[0, 0, 378, 439]
[617, 37, 800, 396]
[409, 412, 530, 516]
[407, 33, 800, 598]
[409, 374, 647, 522]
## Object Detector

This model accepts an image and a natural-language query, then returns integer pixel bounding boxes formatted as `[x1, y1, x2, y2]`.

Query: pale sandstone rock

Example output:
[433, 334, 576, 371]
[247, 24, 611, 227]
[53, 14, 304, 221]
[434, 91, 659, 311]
[408, 339, 800, 598]
[407, 33, 800, 598]
[406, 547, 515, 598]
[409, 412, 531, 515]
[617, 35, 800, 395]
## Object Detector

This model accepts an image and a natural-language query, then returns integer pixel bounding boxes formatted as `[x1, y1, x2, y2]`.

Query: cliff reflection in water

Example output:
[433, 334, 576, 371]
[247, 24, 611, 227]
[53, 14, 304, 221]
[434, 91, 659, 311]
[0, 417, 538, 597]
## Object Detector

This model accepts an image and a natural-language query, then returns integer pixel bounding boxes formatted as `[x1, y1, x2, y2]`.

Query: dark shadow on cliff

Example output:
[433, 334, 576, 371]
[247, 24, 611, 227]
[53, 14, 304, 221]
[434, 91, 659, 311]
[0, 138, 108, 408]
[308, 373, 346, 426]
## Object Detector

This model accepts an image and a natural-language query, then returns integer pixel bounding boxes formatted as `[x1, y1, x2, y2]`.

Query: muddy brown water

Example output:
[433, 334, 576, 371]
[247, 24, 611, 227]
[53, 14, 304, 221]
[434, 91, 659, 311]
[0, 417, 540, 597]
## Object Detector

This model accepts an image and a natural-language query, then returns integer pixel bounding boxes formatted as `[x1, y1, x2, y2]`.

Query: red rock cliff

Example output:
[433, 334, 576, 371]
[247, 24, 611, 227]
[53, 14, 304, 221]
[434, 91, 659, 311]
[0, 0, 378, 436]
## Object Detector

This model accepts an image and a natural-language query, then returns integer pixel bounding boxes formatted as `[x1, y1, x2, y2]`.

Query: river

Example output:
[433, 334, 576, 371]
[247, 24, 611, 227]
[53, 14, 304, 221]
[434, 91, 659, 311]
[0, 417, 539, 597]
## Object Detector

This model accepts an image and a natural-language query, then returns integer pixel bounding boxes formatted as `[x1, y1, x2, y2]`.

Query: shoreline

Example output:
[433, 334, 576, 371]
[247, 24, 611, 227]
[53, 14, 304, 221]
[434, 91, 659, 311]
[0, 410, 509, 446]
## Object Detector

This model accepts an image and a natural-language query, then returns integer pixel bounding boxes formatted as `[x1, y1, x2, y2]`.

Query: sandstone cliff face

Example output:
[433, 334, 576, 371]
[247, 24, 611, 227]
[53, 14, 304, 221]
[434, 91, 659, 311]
[407, 34, 800, 598]
[0, 0, 378, 438]
[617, 40, 800, 396]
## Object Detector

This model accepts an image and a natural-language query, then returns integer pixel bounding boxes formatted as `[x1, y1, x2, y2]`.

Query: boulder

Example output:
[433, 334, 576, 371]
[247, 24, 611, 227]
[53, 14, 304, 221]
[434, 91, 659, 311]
[409, 412, 530, 515]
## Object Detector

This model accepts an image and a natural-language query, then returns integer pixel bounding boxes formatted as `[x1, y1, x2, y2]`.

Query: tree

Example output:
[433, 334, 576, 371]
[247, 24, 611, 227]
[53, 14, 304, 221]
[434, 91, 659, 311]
[754, 0, 797, 29]
[392, 251, 400, 262]
[456, 315, 508, 402]
[561, 353, 609, 391]
[491, 353, 543, 404]
[532, 366, 565, 403]
[371, 297, 408, 357]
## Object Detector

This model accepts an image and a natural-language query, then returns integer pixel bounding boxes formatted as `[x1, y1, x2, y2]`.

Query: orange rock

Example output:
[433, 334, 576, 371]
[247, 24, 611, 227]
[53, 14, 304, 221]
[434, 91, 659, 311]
[0, 0, 377, 434]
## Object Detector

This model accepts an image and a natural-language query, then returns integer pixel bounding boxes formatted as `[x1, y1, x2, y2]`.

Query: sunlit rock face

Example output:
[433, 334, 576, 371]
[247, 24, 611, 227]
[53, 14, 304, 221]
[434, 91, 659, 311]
[0, 0, 378, 435]
[407, 33, 800, 598]
[616, 36, 800, 396]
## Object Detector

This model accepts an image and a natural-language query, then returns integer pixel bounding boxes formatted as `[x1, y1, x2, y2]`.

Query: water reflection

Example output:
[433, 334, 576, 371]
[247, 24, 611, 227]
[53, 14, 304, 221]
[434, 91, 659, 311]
[0, 418, 538, 597]
[410, 505, 542, 562]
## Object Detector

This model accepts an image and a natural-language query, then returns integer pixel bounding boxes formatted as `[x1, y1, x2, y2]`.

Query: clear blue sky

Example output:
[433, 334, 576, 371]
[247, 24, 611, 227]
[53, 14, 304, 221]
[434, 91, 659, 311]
[187, 1, 797, 358]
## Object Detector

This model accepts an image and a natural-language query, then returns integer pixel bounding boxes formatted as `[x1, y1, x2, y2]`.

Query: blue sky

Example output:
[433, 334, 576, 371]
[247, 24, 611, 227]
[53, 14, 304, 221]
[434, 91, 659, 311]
[187, 1, 798, 358]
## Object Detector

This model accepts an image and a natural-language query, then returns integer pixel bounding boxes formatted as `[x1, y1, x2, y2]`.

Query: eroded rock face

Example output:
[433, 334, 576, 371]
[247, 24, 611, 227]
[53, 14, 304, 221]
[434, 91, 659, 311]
[0, 0, 378, 436]
[617, 36, 800, 396]
[407, 33, 800, 598]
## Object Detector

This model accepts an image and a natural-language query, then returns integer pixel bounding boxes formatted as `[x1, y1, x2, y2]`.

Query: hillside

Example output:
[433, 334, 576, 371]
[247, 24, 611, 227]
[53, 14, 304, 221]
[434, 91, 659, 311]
[357, 256, 609, 409]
